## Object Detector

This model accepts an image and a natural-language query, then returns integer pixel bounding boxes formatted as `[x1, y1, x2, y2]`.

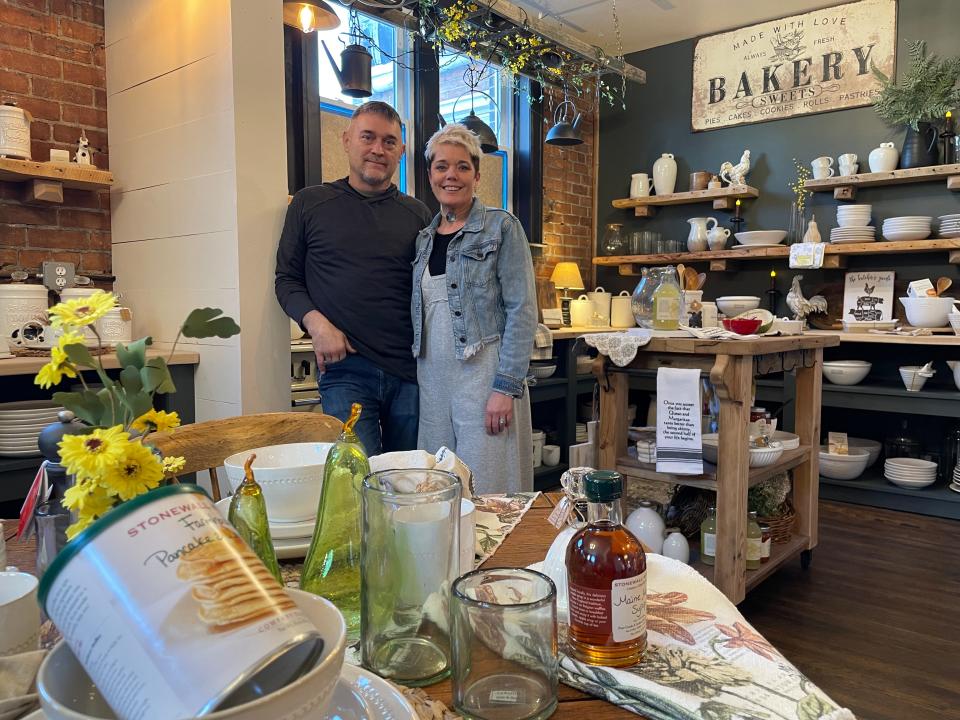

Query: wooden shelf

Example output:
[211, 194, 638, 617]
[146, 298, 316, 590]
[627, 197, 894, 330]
[803, 163, 960, 200]
[615, 445, 811, 491]
[0, 157, 113, 204]
[808, 330, 960, 346]
[692, 533, 810, 592]
[611, 185, 759, 217]
[593, 238, 960, 273]
[0, 349, 199, 377]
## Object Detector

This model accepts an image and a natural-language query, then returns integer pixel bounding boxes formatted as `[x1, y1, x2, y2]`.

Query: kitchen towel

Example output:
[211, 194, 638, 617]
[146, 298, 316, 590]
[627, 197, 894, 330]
[656, 368, 703, 475]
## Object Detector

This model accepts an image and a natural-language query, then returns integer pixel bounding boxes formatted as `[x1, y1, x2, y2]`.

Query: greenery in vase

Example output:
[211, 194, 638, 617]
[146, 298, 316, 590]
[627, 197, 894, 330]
[872, 39, 960, 130]
[33, 290, 240, 539]
[747, 473, 791, 518]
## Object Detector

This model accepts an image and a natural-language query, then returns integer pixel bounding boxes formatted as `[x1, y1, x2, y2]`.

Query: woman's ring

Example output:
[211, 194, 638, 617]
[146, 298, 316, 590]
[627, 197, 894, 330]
[498, 417, 506, 426]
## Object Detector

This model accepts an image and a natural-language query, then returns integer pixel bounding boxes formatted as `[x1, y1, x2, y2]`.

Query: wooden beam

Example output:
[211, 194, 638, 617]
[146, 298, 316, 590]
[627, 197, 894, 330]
[25, 179, 63, 204]
[948, 175, 960, 191]
[617, 263, 640, 276]
[822, 254, 846, 269]
[833, 186, 856, 201]
[949, 250, 960, 265]
[634, 205, 655, 218]
[613, 184, 759, 210]
[804, 163, 960, 192]
[710, 259, 729, 271]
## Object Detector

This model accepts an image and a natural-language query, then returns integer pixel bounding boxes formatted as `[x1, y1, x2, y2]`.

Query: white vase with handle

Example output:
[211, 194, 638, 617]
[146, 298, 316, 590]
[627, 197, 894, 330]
[686, 217, 716, 252]
[653, 153, 677, 195]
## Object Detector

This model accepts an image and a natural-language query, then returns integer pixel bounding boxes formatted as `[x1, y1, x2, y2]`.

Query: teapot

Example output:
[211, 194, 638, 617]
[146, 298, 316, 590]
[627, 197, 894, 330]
[321, 40, 372, 98]
[687, 217, 717, 252]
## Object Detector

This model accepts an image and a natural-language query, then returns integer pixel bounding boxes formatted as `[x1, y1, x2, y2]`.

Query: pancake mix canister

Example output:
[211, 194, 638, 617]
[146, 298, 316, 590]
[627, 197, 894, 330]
[38, 485, 322, 720]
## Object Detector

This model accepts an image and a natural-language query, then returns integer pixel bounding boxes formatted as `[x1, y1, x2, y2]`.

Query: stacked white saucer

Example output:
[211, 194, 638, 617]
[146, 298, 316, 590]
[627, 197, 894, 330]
[950, 463, 960, 493]
[938, 213, 960, 239]
[832, 205, 875, 244]
[884, 457, 937, 489]
[882, 216, 932, 241]
[0, 400, 63, 457]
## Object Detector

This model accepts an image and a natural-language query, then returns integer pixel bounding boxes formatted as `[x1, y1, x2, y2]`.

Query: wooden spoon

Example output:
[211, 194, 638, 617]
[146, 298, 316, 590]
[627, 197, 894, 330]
[686, 267, 700, 292]
[677, 263, 686, 290]
[936, 277, 952, 296]
[695, 272, 707, 290]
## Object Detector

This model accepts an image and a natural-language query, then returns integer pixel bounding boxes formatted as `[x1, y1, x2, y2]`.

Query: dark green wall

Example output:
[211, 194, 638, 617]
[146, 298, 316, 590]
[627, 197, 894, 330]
[596, 0, 960, 316]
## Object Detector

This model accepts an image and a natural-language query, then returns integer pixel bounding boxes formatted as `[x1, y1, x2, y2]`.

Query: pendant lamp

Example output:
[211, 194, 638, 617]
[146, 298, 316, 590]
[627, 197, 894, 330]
[282, 1, 340, 33]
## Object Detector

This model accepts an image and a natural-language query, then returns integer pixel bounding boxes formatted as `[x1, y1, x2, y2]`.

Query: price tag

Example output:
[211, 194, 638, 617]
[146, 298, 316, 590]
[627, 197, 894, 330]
[789, 243, 825, 269]
[548, 496, 574, 529]
[828, 432, 848, 455]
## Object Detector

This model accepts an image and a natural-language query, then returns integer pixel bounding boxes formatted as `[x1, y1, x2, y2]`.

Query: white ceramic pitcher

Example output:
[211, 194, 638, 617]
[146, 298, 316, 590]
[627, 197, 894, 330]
[687, 217, 717, 252]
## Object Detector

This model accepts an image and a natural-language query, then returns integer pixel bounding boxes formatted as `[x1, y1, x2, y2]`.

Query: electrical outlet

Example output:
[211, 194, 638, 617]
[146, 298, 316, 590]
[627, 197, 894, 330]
[41, 261, 76, 292]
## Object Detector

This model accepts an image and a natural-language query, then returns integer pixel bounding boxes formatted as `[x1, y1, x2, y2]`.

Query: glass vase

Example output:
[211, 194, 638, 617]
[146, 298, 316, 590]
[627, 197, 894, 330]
[788, 202, 806, 245]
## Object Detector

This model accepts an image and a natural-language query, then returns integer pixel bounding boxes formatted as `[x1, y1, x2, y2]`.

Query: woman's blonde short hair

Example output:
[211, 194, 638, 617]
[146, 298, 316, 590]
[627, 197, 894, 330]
[424, 124, 482, 172]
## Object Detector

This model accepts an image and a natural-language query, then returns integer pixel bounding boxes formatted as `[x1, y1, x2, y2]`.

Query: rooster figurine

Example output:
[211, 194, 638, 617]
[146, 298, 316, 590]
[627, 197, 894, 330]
[786, 274, 828, 324]
[719, 149, 751, 186]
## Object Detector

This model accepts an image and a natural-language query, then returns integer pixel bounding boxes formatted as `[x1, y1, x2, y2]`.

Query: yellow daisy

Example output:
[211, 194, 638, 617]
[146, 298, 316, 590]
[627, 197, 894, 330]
[34, 345, 78, 389]
[131, 409, 181, 434]
[63, 479, 116, 514]
[48, 290, 117, 329]
[102, 441, 164, 501]
[162, 455, 186, 475]
[58, 425, 130, 479]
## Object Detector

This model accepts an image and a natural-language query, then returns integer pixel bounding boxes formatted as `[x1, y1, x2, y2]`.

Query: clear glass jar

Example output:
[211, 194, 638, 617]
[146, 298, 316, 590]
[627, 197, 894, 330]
[759, 523, 772, 564]
[602, 223, 625, 255]
[700, 505, 717, 566]
[746, 511, 762, 570]
[631, 268, 653, 328]
[652, 265, 681, 331]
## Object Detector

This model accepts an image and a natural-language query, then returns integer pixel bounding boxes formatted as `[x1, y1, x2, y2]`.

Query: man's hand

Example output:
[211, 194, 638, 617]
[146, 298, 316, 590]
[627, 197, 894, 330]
[302, 310, 355, 373]
[485, 391, 514, 435]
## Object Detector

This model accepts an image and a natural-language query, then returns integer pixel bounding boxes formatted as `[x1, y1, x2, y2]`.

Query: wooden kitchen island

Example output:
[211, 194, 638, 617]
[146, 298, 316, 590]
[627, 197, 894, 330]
[594, 334, 837, 604]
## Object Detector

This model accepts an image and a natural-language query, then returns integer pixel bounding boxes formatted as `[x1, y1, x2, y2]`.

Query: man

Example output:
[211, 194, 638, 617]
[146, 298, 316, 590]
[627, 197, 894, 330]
[276, 101, 432, 454]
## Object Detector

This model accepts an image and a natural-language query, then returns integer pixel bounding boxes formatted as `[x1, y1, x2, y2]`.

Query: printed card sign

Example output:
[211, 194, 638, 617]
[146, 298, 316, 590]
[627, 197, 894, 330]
[843, 271, 894, 322]
[692, 0, 897, 131]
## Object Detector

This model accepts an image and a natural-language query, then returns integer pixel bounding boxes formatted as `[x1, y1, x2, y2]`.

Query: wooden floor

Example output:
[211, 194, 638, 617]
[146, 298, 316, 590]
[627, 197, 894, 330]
[739, 501, 960, 720]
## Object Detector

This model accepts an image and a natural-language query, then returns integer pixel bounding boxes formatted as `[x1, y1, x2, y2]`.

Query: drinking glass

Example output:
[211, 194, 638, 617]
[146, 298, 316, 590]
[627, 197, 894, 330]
[602, 224, 624, 255]
[34, 501, 72, 577]
[656, 236, 672, 254]
[628, 231, 643, 256]
[361, 469, 461, 686]
[452, 568, 558, 720]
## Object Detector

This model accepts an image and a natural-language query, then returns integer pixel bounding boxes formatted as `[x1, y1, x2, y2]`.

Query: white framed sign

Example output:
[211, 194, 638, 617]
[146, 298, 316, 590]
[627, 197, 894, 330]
[692, 0, 897, 131]
[843, 270, 894, 322]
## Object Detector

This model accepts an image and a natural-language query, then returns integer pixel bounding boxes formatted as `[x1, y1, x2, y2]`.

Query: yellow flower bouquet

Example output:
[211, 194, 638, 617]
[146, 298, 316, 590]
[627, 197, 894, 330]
[33, 290, 240, 539]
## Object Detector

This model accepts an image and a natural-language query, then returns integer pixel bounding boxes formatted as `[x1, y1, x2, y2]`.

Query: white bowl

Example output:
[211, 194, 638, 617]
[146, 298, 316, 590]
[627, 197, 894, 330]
[701, 433, 796, 465]
[883, 229, 931, 241]
[822, 361, 871, 385]
[529, 363, 557, 379]
[37, 589, 347, 720]
[819, 447, 870, 480]
[223, 443, 333, 523]
[899, 366, 933, 392]
[900, 296, 958, 328]
[885, 473, 936, 489]
[885, 457, 936, 471]
[749, 443, 784, 467]
[733, 230, 787, 246]
[848, 437, 881, 467]
[716, 296, 761, 317]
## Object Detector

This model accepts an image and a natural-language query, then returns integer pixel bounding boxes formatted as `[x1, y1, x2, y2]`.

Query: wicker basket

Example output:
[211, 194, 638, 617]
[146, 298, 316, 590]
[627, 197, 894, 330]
[759, 501, 796, 544]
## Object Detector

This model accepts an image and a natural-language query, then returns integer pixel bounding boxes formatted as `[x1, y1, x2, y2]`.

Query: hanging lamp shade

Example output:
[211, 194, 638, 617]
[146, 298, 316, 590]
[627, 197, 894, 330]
[545, 99, 584, 146]
[282, 1, 340, 33]
[461, 113, 499, 154]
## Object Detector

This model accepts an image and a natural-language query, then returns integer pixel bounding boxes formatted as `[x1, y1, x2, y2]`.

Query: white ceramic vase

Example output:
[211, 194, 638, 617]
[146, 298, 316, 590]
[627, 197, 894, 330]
[868, 142, 898, 172]
[661, 530, 690, 564]
[652, 153, 677, 196]
[625, 500, 665, 553]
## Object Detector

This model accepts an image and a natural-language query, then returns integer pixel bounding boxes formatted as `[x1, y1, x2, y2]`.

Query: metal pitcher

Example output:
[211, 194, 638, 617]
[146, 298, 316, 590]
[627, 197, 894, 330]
[321, 40, 372, 98]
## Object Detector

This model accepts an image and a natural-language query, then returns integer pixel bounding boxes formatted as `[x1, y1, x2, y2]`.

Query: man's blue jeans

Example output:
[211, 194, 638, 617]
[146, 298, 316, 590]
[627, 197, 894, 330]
[318, 354, 419, 456]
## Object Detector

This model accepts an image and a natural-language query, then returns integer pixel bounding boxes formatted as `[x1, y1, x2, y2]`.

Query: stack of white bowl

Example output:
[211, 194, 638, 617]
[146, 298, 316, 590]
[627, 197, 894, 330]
[884, 457, 937, 489]
[831, 205, 875, 244]
[0, 400, 63, 457]
[939, 213, 960, 238]
[819, 446, 870, 480]
[882, 216, 932, 241]
[219, 442, 333, 559]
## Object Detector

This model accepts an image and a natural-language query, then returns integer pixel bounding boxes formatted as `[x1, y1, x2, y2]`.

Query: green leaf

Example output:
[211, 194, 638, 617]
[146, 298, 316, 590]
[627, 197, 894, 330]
[97, 387, 121, 426]
[119, 366, 143, 395]
[797, 693, 834, 720]
[181, 308, 240, 339]
[123, 390, 153, 421]
[53, 390, 105, 427]
[62, 342, 96, 367]
[141, 357, 177, 394]
[116, 337, 152, 370]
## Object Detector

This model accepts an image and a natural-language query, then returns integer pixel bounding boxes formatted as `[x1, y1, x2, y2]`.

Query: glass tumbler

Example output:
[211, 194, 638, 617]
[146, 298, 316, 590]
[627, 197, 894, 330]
[452, 568, 558, 720]
[361, 469, 461, 686]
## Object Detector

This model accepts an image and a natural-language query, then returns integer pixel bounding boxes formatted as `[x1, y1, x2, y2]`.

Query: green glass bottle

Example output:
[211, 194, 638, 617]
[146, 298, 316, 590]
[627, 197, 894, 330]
[300, 403, 369, 642]
[228, 453, 283, 584]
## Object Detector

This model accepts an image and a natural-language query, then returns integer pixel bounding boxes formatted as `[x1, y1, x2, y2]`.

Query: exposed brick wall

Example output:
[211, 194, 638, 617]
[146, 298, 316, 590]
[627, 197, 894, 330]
[0, 0, 110, 277]
[534, 86, 597, 305]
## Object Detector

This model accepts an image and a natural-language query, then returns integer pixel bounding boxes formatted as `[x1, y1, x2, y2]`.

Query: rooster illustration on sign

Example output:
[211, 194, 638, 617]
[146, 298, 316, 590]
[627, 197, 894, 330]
[848, 282, 884, 322]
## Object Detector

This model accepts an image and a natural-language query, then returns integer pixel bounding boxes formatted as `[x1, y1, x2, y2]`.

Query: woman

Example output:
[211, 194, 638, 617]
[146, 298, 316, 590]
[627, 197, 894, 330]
[412, 124, 537, 494]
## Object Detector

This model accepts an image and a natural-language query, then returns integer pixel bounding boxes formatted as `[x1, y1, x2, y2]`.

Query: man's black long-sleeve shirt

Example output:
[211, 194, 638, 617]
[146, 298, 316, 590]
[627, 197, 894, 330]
[275, 179, 432, 383]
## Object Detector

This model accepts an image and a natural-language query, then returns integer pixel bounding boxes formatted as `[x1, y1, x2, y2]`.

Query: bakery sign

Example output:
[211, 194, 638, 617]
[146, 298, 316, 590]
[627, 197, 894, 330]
[691, 0, 896, 131]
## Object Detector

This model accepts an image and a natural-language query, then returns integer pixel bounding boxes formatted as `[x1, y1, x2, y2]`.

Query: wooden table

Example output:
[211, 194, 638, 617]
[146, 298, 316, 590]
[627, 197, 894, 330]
[593, 334, 837, 604]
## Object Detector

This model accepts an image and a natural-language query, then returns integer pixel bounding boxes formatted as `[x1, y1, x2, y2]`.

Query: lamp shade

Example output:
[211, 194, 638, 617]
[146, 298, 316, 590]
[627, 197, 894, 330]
[550, 262, 584, 290]
[283, 1, 340, 33]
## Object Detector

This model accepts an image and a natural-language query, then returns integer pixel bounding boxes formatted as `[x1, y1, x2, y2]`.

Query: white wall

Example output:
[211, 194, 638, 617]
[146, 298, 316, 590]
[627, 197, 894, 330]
[105, 0, 289, 421]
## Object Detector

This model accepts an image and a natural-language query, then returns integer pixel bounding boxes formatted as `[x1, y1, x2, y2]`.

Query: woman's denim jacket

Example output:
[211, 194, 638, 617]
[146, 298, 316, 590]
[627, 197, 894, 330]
[411, 199, 537, 398]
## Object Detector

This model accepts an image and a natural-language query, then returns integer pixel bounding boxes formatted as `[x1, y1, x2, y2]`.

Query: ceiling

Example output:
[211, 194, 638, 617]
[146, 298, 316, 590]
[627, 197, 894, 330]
[509, 0, 843, 54]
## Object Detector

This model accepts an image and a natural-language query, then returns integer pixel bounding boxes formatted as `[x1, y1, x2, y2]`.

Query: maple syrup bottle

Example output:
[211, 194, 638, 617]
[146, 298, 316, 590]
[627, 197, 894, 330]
[566, 471, 647, 667]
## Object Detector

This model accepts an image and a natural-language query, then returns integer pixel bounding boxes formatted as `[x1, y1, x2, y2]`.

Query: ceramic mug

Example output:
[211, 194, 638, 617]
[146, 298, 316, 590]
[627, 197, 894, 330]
[838, 162, 858, 176]
[542, 445, 560, 466]
[629, 173, 654, 198]
[689, 171, 711, 191]
[838, 153, 858, 166]
[812, 156, 834, 167]
[0, 571, 40, 656]
[813, 166, 835, 179]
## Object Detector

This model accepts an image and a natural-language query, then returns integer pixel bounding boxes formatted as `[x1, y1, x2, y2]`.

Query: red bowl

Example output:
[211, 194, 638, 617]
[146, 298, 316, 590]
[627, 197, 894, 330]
[722, 317, 762, 335]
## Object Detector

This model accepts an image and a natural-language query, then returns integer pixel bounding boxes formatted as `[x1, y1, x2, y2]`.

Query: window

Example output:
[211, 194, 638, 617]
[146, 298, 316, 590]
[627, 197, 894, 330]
[315, 6, 414, 193]
[438, 47, 513, 210]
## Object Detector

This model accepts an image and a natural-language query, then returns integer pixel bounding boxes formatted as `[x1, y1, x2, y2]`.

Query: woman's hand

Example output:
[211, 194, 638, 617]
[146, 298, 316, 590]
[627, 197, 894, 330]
[485, 391, 514, 435]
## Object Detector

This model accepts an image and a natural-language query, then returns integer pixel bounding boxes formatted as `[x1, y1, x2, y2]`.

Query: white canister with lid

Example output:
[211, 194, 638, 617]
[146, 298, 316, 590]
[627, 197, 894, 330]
[610, 291, 635, 328]
[58, 287, 100, 344]
[569, 294, 592, 327]
[96, 307, 134, 345]
[0, 101, 33, 160]
[0, 283, 48, 349]
[586, 286, 612, 326]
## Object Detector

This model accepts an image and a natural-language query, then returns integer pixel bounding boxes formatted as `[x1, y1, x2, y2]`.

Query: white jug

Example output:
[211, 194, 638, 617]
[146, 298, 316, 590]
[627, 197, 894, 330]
[653, 153, 677, 195]
[707, 225, 730, 251]
[687, 217, 717, 252]
[569, 294, 592, 327]
[625, 500, 665, 553]
[630, 173, 654, 198]
[610, 291, 635, 328]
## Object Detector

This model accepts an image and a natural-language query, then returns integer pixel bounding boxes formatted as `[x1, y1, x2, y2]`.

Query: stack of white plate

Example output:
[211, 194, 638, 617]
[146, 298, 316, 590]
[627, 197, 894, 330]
[884, 457, 937, 489]
[882, 216, 932, 241]
[836, 204, 872, 227]
[830, 226, 876, 244]
[575, 423, 588, 443]
[0, 400, 62, 457]
[215, 497, 315, 559]
[938, 214, 960, 238]
[950, 464, 960, 493]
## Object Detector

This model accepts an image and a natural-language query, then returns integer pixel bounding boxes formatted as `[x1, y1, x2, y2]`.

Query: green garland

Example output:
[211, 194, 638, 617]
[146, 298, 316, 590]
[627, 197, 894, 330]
[872, 40, 960, 130]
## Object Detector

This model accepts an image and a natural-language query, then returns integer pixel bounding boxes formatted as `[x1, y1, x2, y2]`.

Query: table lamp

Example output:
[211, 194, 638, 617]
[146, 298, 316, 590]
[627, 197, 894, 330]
[550, 262, 585, 326]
